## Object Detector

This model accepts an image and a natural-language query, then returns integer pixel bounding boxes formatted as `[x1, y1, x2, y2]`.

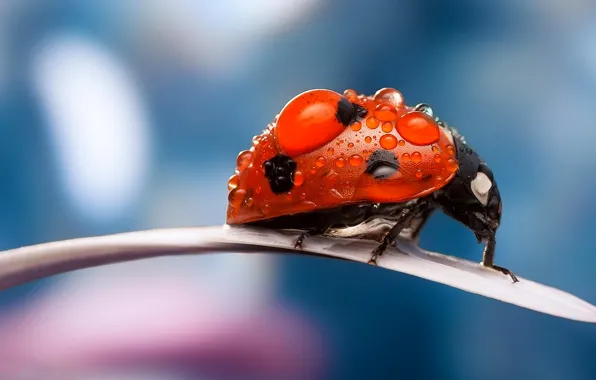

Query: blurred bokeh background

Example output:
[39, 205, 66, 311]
[0, 0, 595, 379]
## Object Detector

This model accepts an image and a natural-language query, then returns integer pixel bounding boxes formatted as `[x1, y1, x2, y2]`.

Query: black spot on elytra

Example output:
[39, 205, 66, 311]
[336, 98, 367, 126]
[263, 154, 297, 194]
[365, 150, 399, 179]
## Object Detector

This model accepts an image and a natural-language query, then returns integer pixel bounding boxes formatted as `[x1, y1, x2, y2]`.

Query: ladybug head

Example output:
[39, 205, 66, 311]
[433, 126, 502, 241]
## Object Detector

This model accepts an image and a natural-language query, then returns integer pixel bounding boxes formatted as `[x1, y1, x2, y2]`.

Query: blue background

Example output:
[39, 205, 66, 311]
[0, 1, 594, 379]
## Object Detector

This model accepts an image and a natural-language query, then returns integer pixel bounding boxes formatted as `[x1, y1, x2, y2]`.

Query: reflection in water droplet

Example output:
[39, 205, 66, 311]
[396, 112, 440, 146]
[236, 150, 254, 172]
[446, 158, 458, 172]
[351, 121, 362, 131]
[335, 157, 347, 168]
[398, 140, 405, 146]
[344, 89, 358, 101]
[402, 153, 411, 162]
[373, 88, 405, 107]
[228, 174, 239, 190]
[375, 104, 398, 122]
[262, 204, 270, 215]
[380, 134, 398, 150]
[316, 156, 326, 167]
[366, 117, 379, 129]
[446, 145, 455, 156]
[349, 154, 363, 167]
[365, 136, 372, 143]
[381, 122, 393, 133]
[412, 152, 422, 163]
[228, 188, 246, 209]
[329, 189, 344, 199]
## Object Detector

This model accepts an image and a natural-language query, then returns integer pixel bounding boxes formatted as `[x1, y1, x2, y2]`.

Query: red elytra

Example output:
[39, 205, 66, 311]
[226, 88, 458, 224]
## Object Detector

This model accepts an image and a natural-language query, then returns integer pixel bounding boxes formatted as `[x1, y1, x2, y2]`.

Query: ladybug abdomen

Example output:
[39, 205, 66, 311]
[226, 88, 459, 225]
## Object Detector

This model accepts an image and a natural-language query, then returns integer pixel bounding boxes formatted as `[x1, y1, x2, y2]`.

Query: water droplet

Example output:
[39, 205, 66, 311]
[446, 145, 455, 156]
[310, 166, 317, 174]
[286, 193, 293, 201]
[446, 158, 458, 172]
[329, 189, 344, 199]
[414, 103, 434, 117]
[375, 104, 398, 122]
[335, 157, 347, 168]
[432, 146, 439, 153]
[350, 121, 362, 131]
[316, 156, 326, 168]
[365, 136, 372, 143]
[293, 171, 305, 186]
[262, 204, 271, 215]
[348, 142, 354, 149]
[255, 185, 262, 194]
[434, 154, 442, 163]
[366, 117, 379, 129]
[227, 174, 239, 190]
[245, 197, 254, 207]
[228, 188, 246, 209]
[373, 88, 405, 107]
[349, 154, 363, 167]
[380, 134, 398, 150]
[415, 169, 424, 180]
[381, 122, 393, 133]
[300, 192, 307, 200]
[412, 152, 422, 163]
[327, 147, 335, 155]
[343, 89, 358, 101]
[398, 140, 405, 146]
[396, 112, 440, 146]
[402, 153, 411, 162]
[252, 135, 260, 145]
[236, 150, 254, 172]
[434, 176, 444, 186]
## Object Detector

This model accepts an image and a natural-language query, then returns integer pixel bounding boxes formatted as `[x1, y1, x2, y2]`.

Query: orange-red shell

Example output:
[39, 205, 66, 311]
[226, 88, 459, 224]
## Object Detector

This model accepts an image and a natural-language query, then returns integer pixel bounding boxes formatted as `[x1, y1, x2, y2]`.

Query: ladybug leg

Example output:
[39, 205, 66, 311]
[481, 235, 519, 283]
[368, 202, 426, 265]
[293, 227, 329, 250]
[294, 232, 308, 250]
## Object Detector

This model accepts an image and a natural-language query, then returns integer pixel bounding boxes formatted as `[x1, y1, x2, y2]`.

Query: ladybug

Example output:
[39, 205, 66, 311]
[226, 88, 517, 282]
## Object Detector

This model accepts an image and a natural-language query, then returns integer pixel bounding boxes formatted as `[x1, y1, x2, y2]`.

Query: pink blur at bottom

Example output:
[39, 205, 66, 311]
[0, 277, 325, 379]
